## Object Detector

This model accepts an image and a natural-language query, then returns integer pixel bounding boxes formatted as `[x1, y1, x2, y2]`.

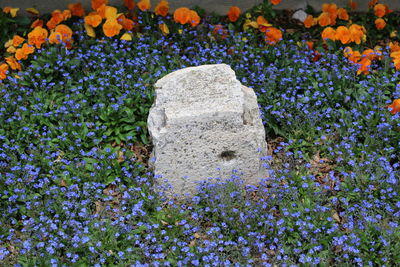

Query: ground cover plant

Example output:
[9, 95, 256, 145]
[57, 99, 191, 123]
[0, 0, 400, 266]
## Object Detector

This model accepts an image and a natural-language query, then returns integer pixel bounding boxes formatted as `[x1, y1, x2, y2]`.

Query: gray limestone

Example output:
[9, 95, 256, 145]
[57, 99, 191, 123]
[148, 64, 268, 196]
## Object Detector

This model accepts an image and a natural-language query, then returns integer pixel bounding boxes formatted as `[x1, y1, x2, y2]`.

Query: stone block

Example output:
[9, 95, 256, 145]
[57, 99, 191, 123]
[148, 64, 268, 196]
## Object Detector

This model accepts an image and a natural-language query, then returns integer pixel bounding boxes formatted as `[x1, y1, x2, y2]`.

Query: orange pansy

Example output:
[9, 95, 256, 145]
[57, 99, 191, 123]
[337, 8, 349, 20]
[68, 3, 85, 17]
[0, 64, 8, 80]
[5, 56, 21, 71]
[387, 99, 400, 114]
[117, 14, 135, 30]
[349, 24, 365, 44]
[344, 47, 357, 60]
[271, 0, 281, 5]
[138, 0, 151, 11]
[92, 0, 108, 10]
[15, 43, 35, 60]
[102, 19, 122, 37]
[155, 0, 169, 17]
[31, 19, 44, 28]
[62, 9, 72, 20]
[322, 3, 337, 25]
[173, 7, 191, 25]
[318, 12, 331, 27]
[335, 26, 351, 44]
[321, 27, 336, 41]
[356, 57, 371, 75]
[188, 10, 200, 27]
[256, 16, 271, 32]
[227, 6, 241, 22]
[55, 24, 73, 42]
[265, 27, 282, 45]
[375, 18, 386, 30]
[374, 4, 386, 17]
[51, 9, 65, 24]
[124, 0, 136, 10]
[390, 42, 400, 53]
[12, 35, 25, 47]
[84, 13, 102, 27]
[304, 15, 314, 28]
[28, 26, 48, 49]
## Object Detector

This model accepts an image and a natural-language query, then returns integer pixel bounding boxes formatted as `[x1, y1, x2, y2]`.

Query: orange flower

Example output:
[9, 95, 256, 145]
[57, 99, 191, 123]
[5, 56, 22, 70]
[356, 57, 371, 75]
[155, 0, 169, 17]
[265, 27, 282, 45]
[102, 19, 122, 37]
[84, 13, 102, 27]
[96, 5, 107, 19]
[68, 3, 85, 17]
[15, 43, 35, 60]
[124, 0, 136, 10]
[393, 57, 400, 70]
[304, 15, 314, 28]
[227, 6, 241, 22]
[362, 48, 382, 61]
[212, 24, 228, 39]
[62, 9, 72, 20]
[374, 4, 386, 17]
[322, 3, 337, 25]
[188, 10, 200, 27]
[0, 64, 8, 80]
[3, 7, 19, 17]
[384, 4, 393, 15]
[368, 0, 377, 8]
[271, 0, 281, 5]
[51, 9, 65, 24]
[31, 19, 43, 28]
[321, 27, 336, 41]
[344, 47, 361, 63]
[28, 26, 48, 49]
[306, 41, 314, 50]
[335, 26, 351, 44]
[390, 42, 400, 53]
[173, 7, 191, 25]
[387, 99, 400, 115]
[104, 6, 118, 19]
[117, 14, 135, 30]
[12, 35, 25, 47]
[49, 31, 62, 44]
[375, 18, 386, 30]
[348, 0, 357, 10]
[257, 16, 271, 32]
[138, 0, 151, 11]
[92, 0, 108, 10]
[349, 24, 365, 44]
[55, 24, 73, 42]
[337, 8, 349, 20]
[318, 12, 331, 27]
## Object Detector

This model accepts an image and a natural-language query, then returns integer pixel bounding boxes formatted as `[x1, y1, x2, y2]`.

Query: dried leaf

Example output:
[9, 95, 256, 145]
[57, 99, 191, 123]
[332, 211, 341, 223]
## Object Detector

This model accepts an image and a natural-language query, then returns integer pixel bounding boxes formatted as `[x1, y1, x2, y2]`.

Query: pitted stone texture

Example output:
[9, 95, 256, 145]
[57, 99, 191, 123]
[148, 64, 268, 196]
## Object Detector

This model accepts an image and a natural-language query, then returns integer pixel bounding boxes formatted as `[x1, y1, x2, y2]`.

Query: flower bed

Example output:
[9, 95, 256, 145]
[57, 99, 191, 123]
[0, 0, 399, 265]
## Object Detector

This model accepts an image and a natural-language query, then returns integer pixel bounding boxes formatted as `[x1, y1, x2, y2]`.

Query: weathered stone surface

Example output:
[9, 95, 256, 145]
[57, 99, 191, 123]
[148, 64, 268, 196]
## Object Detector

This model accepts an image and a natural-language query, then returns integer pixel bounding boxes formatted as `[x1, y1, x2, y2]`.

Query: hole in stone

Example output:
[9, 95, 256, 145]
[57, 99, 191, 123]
[219, 150, 236, 161]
